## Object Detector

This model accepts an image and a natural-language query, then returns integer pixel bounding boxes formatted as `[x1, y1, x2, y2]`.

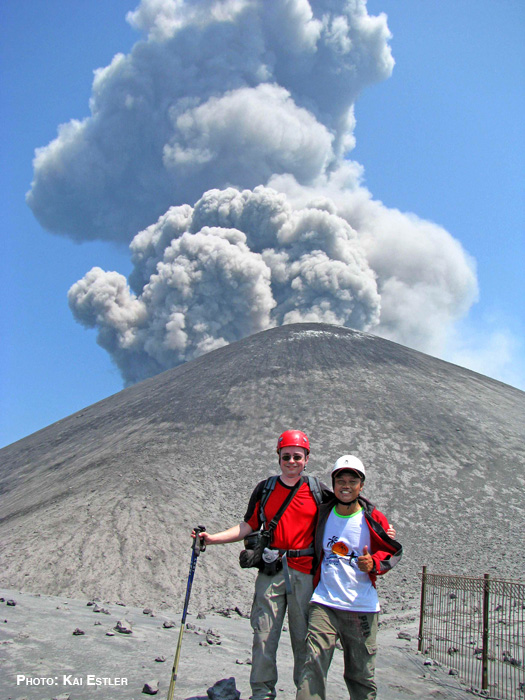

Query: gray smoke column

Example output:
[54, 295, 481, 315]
[30, 0, 478, 381]
[68, 186, 381, 383]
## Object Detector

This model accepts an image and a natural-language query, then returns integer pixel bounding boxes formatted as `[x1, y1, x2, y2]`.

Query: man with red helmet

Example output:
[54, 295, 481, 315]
[196, 430, 331, 700]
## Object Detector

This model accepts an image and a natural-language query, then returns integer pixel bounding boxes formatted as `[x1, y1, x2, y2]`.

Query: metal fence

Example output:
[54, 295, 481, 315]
[418, 567, 525, 700]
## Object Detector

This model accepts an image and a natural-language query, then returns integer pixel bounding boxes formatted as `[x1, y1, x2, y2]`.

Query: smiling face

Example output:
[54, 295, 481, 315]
[333, 469, 364, 505]
[278, 446, 308, 485]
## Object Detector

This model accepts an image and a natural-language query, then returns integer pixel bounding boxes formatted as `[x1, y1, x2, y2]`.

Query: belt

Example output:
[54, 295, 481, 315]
[271, 547, 315, 595]
[275, 547, 314, 558]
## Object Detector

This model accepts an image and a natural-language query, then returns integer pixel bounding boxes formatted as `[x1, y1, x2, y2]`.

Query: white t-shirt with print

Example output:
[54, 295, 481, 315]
[311, 506, 380, 612]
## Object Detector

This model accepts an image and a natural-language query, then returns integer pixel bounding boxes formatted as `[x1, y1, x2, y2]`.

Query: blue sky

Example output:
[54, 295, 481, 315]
[1, 0, 524, 448]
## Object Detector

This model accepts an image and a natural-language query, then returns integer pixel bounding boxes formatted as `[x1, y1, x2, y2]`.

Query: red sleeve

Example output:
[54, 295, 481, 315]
[372, 509, 390, 531]
[368, 508, 401, 578]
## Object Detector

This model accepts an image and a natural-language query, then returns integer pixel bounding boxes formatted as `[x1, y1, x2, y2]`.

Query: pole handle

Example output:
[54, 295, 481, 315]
[193, 525, 206, 555]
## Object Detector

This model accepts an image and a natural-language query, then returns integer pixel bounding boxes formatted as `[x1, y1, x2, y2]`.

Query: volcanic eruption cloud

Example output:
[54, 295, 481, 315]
[27, 0, 478, 385]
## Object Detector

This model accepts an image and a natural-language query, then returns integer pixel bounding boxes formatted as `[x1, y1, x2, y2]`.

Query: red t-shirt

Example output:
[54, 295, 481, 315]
[244, 477, 319, 574]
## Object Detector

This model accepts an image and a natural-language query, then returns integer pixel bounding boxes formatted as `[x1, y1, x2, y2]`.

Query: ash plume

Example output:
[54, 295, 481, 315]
[68, 186, 382, 383]
[29, 0, 478, 381]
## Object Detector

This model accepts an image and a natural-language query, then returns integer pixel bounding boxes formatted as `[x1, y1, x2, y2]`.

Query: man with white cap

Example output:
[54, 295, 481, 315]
[296, 455, 402, 700]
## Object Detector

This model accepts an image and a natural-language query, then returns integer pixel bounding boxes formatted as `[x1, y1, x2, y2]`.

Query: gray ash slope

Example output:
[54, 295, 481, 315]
[1, 323, 524, 613]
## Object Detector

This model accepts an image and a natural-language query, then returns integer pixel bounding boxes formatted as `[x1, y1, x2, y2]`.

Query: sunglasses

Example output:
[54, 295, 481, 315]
[281, 453, 306, 461]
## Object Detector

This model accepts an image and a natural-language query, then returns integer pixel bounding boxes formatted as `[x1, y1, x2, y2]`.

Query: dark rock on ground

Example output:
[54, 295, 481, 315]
[142, 679, 159, 695]
[115, 619, 133, 634]
[207, 677, 241, 700]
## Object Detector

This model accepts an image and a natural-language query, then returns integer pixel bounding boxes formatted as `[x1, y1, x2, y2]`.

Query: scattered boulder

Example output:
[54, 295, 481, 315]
[72, 628, 85, 636]
[115, 619, 133, 634]
[503, 651, 522, 667]
[142, 679, 159, 695]
[163, 620, 177, 629]
[206, 631, 222, 645]
[93, 604, 110, 614]
[155, 656, 166, 662]
[207, 677, 240, 700]
[6, 599, 16, 607]
[397, 631, 411, 641]
[213, 606, 248, 619]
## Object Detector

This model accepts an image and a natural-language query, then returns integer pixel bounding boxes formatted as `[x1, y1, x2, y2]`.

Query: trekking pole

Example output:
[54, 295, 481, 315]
[167, 525, 206, 700]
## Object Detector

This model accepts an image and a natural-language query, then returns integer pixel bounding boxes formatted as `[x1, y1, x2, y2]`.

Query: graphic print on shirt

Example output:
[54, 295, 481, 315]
[326, 535, 359, 568]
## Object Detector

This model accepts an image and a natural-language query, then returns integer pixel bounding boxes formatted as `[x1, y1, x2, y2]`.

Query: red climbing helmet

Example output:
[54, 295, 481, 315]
[276, 430, 310, 454]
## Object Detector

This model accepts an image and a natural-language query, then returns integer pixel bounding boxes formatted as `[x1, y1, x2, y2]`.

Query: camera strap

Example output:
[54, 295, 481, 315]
[263, 476, 305, 542]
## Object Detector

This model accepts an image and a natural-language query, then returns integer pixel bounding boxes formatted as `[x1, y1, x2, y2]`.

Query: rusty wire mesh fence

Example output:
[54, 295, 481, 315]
[418, 568, 525, 700]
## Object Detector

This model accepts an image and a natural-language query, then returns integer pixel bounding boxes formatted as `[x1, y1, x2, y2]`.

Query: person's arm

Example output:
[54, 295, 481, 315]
[361, 510, 403, 575]
[192, 522, 253, 546]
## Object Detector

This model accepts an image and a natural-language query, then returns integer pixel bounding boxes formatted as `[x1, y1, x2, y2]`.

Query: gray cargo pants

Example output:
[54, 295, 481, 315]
[250, 567, 314, 700]
[296, 603, 378, 700]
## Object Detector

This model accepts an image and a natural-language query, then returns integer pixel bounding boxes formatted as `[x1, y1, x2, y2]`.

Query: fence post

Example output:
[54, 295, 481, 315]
[482, 573, 489, 691]
[418, 565, 427, 652]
